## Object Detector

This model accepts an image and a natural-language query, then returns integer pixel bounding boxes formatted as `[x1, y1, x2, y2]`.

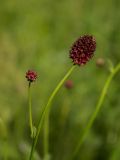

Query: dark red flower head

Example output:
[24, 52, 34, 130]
[64, 80, 73, 89]
[70, 35, 96, 66]
[26, 70, 37, 82]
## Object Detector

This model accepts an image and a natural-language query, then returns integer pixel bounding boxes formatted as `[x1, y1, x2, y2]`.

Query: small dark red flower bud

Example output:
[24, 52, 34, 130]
[64, 80, 73, 89]
[70, 35, 96, 66]
[26, 70, 37, 82]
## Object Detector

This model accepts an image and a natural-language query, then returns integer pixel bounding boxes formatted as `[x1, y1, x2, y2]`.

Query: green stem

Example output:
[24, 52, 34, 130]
[29, 65, 76, 160]
[28, 82, 33, 137]
[44, 109, 49, 159]
[71, 63, 120, 159]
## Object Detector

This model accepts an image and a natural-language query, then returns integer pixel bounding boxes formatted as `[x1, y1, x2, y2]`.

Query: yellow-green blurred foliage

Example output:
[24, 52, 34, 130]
[0, 0, 120, 159]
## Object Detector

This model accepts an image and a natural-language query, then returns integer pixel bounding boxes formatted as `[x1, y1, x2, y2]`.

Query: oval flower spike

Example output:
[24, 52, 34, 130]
[70, 35, 96, 66]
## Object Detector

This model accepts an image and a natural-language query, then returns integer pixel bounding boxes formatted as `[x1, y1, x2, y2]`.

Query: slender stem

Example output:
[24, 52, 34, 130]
[29, 65, 76, 160]
[44, 109, 49, 158]
[28, 82, 33, 137]
[71, 63, 120, 159]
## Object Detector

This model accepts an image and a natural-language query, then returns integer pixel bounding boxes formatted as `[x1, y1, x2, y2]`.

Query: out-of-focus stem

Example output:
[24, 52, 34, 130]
[71, 63, 120, 159]
[29, 65, 76, 160]
[28, 82, 33, 137]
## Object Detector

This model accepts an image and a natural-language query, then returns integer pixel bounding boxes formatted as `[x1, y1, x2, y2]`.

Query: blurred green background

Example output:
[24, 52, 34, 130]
[0, 0, 120, 159]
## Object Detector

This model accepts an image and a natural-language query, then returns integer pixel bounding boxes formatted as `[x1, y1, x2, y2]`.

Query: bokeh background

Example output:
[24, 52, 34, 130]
[0, 0, 120, 159]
